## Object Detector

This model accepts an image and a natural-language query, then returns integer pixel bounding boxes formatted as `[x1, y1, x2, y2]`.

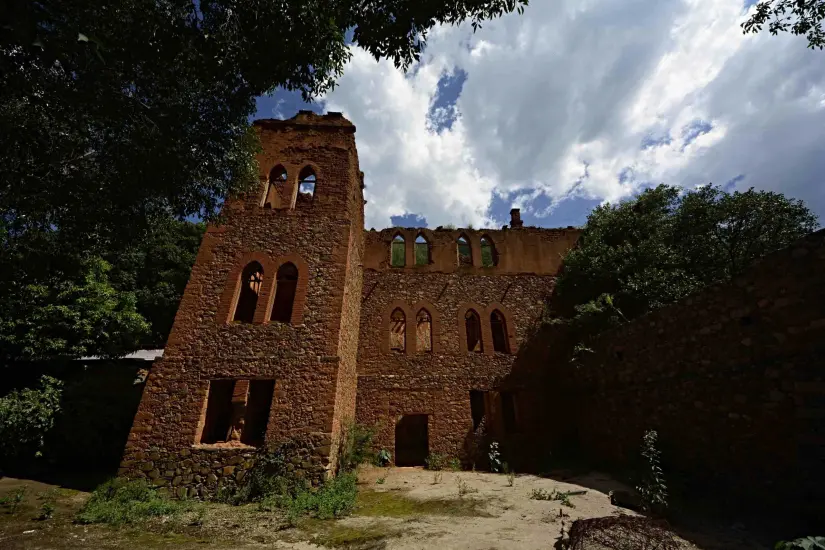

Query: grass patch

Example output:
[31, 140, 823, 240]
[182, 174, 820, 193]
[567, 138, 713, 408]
[300, 518, 397, 548]
[76, 479, 194, 526]
[355, 488, 490, 518]
[258, 472, 358, 524]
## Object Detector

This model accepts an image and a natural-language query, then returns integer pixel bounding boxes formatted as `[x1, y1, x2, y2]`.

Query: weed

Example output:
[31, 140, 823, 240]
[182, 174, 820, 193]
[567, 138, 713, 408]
[456, 477, 478, 498]
[504, 465, 515, 487]
[425, 452, 446, 471]
[432, 471, 443, 484]
[0, 487, 27, 514]
[448, 457, 461, 471]
[36, 501, 55, 521]
[76, 479, 192, 525]
[636, 429, 668, 514]
[488, 441, 501, 473]
[259, 472, 358, 525]
[375, 448, 392, 467]
[530, 488, 575, 508]
[338, 422, 378, 473]
[376, 473, 387, 485]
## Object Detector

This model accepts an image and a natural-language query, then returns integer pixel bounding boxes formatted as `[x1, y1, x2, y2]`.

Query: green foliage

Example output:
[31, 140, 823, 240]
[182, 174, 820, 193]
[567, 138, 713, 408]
[338, 422, 377, 474]
[481, 243, 495, 267]
[76, 479, 190, 525]
[0, 375, 63, 467]
[260, 473, 357, 524]
[391, 241, 406, 267]
[414, 242, 430, 266]
[37, 501, 56, 520]
[1, 0, 527, 258]
[448, 457, 462, 471]
[775, 536, 825, 550]
[375, 448, 392, 467]
[549, 184, 817, 359]
[636, 430, 668, 514]
[742, 1, 825, 50]
[108, 219, 205, 348]
[530, 488, 574, 508]
[0, 252, 149, 362]
[488, 441, 502, 473]
[425, 452, 446, 471]
[0, 487, 27, 514]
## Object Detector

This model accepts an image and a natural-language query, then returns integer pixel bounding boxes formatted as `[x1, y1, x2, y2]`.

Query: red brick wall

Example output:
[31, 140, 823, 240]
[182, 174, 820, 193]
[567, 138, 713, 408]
[355, 227, 580, 467]
[548, 229, 825, 507]
[120, 112, 364, 496]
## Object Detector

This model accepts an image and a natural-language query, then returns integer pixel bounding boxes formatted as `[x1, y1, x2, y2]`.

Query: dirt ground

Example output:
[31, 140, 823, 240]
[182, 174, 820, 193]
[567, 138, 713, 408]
[0, 467, 774, 549]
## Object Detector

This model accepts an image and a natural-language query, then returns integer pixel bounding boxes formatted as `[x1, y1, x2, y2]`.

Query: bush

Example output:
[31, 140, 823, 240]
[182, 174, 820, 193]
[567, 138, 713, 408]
[259, 473, 357, 524]
[338, 422, 376, 474]
[76, 479, 189, 525]
[375, 448, 391, 467]
[636, 430, 668, 514]
[425, 453, 446, 471]
[0, 375, 63, 468]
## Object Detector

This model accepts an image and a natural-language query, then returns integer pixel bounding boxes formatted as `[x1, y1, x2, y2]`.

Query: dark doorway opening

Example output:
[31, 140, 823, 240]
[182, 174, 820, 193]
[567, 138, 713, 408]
[395, 414, 429, 466]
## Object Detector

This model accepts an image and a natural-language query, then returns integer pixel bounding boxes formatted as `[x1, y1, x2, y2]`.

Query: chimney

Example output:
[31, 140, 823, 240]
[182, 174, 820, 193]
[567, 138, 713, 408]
[510, 208, 524, 228]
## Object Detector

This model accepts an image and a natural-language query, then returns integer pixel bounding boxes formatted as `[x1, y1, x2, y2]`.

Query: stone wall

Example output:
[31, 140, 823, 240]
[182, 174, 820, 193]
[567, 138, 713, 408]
[355, 226, 580, 468]
[551, 229, 825, 507]
[120, 112, 364, 496]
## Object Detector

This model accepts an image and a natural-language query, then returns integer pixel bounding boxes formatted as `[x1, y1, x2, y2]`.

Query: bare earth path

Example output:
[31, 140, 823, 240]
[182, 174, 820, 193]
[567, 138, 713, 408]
[0, 467, 769, 549]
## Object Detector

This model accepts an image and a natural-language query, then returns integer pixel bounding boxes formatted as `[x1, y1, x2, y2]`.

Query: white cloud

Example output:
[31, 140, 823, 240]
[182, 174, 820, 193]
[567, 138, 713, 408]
[321, 0, 825, 229]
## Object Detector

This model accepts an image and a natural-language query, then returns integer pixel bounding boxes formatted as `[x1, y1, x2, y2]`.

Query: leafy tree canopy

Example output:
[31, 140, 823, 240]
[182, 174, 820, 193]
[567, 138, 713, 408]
[550, 184, 818, 342]
[742, 0, 825, 50]
[1, 0, 528, 255]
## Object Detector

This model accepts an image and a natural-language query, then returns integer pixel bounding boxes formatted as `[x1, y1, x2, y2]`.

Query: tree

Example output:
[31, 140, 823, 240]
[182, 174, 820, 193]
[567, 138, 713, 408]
[742, 1, 825, 50]
[108, 218, 206, 348]
[1, 0, 529, 257]
[550, 184, 818, 339]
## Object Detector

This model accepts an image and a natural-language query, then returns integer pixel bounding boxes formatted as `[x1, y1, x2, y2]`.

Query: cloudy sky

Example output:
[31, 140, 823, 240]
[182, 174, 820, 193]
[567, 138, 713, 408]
[254, 0, 825, 231]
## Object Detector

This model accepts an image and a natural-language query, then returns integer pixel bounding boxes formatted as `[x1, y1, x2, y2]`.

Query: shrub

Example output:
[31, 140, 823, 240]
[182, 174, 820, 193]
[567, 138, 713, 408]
[338, 422, 377, 473]
[0, 376, 63, 467]
[425, 453, 446, 471]
[636, 430, 668, 514]
[530, 488, 575, 508]
[775, 537, 825, 550]
[76, 479, 189, 525]
[375, 448, 391, 467]
[447, 457, 461, 471]
[259, 472, 357, 525]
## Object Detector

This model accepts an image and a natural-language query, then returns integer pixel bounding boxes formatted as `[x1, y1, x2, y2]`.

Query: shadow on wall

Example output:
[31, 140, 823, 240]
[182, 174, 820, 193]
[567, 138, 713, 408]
[0, 360, 147, 491]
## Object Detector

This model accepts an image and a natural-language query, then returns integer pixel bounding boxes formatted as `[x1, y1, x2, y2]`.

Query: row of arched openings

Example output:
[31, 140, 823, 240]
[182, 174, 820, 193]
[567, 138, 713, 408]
[390, 233, 498, 268]
[263, 165, 317, 209]
[465, 309, 510, 353]
[388, 307, 510, 354]
[233, 261, 298, 324]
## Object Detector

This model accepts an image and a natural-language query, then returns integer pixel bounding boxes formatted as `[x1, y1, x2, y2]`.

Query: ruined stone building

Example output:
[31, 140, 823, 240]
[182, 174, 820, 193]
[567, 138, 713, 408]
[119, 111, 579, 495]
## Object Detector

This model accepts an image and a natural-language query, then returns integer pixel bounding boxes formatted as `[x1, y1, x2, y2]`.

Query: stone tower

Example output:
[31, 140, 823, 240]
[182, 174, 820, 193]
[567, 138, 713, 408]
[119, 111, 365, 496]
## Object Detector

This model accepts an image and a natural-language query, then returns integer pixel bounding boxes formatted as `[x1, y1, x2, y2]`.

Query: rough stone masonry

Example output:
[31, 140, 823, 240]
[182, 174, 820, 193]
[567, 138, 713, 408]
[118, 111, 580, 496]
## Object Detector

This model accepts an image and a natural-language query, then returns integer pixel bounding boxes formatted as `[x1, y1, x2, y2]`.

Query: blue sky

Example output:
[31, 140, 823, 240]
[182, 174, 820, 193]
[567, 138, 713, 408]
[254, 0, 825, 231]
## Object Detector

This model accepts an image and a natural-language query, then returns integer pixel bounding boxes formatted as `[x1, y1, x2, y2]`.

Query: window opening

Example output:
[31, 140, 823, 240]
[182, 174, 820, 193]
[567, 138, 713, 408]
[490, 310, 510, 353]
[233, 261, 264, 323]
[391, 234, 405, 267]
[470, 390, 487, 431]
[297, 166, 316, 202]
[416, 309, 432, 353]
[200, 380, 234, 444]
[390, 308, 406, 352]
[501, 392, 519, 434]
[480, 236, 497, 267]
[271, 262, 298, 323]
[457, 235, 472, 265]
[241, 380, 276, 446]
[465, 309, 483, 353]
[264, 165, 287, 208]
[414, 234, 430, 266]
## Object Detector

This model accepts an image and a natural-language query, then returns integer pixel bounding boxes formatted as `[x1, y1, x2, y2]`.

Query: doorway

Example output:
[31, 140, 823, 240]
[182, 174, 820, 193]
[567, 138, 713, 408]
[395, 414, 429, 466]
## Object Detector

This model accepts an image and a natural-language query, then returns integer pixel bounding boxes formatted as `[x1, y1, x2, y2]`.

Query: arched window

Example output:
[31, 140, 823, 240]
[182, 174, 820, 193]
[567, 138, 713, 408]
[490, 310, 509, 353]
[297, 166, 316, 203]
[416, 309, 432, 353]
[264, 165, 287, 209]
[457, 235, 472, 265]
[480, 235, 497, 267]
[233, 261, 264, 323]
[390, 308, 406, 353]
[465, 309, 483, 353]
[270, 262, 298, 323]
[414, 234, 430, 266]
[391, 233, 405, 267]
